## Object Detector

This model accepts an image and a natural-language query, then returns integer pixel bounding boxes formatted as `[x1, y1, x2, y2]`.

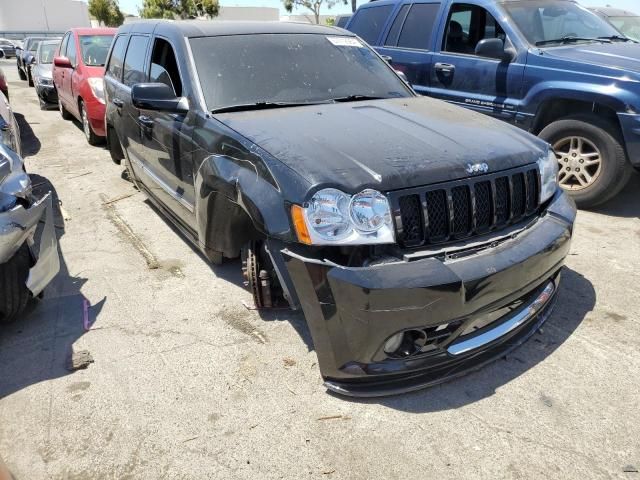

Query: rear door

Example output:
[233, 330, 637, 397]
[52, 33, 70, 100]
[428, 2, 524, 122]
[139, 36, 196, 228]
[376, 2, 442, 95]
[120, 34, 151, 172]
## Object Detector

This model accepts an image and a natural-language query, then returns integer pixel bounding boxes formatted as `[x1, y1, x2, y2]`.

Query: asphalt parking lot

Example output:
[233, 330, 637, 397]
[0, 57, 639, 479]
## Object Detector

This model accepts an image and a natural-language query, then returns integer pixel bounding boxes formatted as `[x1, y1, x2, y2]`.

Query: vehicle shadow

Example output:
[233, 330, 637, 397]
[590, 170, 640, 219]
[138, 194, 314, 350]
[334, 267, 594, 412]
[0, 175, 105, 400]
[13, 112, 41, 157]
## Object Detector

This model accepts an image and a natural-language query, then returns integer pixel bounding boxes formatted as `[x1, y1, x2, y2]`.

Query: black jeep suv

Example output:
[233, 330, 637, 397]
[104, 21, 576, 397]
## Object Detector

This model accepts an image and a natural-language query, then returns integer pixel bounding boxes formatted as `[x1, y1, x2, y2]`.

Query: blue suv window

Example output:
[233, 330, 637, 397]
[349, 5, 394, 44]
[397, 3, 441, 50]
[385, 4, 410, 46]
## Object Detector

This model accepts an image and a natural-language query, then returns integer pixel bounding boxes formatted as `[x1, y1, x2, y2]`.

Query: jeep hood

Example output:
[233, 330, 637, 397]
[216, 97, 547, 193]
[539, 42, 640, 75]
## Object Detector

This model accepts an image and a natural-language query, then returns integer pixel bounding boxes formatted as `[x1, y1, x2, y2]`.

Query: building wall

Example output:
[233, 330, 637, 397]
[0, 0, 91, 32]
[217, 6, 279, 21]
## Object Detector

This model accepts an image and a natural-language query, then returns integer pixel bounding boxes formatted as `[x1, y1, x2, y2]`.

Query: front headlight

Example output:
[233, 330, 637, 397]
[87, 77, 105, 104]
[538, 149, 559, 203]
[292, 188, 395, 245]
[37, 77, 53, 86]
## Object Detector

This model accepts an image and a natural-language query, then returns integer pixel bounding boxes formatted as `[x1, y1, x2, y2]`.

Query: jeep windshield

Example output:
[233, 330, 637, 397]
[502, 0, 623, 46]
[189, 34, 412, 113]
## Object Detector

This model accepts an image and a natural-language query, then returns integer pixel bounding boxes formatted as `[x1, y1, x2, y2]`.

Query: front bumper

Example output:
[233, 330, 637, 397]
[0, 193, 60, 296]
[85, 97, 106, 137]
[281, 190, 576, 397]
[618, 113, 640, 167]
[35, 84, 58, 105]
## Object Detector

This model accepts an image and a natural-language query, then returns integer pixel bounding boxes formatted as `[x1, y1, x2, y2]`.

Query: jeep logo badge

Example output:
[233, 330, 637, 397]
[466, 162, 490, 175]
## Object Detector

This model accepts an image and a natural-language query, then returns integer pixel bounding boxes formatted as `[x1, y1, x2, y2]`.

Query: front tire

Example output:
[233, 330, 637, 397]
[80, 100, 101, 146]
[17, 66, 26, 81]
[539, 115, 632, 208]
[27, 68, 34, 87]
[0, 244, 33, 324]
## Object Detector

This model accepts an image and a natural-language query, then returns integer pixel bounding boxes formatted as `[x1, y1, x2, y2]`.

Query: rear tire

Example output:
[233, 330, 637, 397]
[0, 244, 33, 324]
[80, 100, 102, 146]
[539, 114, 632, 208]
[59, 98, 72, 120]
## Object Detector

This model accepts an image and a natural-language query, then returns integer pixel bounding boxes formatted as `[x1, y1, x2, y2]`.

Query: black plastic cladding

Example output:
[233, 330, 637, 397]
[391, 165, 541, 248]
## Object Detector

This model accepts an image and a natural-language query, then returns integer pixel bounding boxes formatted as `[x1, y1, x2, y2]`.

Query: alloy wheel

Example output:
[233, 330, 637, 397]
[81, 105, 91, 141]
[553, 136, 602, 191]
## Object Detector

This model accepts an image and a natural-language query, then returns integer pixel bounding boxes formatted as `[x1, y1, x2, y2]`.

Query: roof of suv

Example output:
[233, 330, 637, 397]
[589, 7, 639, 17]
[120, 20, 350, 38]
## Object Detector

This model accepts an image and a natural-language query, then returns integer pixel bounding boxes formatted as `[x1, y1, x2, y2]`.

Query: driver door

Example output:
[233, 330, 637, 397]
[429, 2, 524, 122]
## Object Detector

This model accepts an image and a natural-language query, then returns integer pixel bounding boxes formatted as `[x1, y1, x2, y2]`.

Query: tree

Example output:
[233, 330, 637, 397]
[283, 0, 347, 25]
[88, 0, 124, 27]
[140, 0, 219, 19]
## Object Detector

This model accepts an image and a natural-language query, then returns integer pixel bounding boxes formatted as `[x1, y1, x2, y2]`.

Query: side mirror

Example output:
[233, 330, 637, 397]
[381, 55, 393, 64]
[395, 70, 411, 86]
[475, 38, 511, 61]
[54, 56, 72, 69]
[131, 83, 188, 113]
[30, 56, 37, 64]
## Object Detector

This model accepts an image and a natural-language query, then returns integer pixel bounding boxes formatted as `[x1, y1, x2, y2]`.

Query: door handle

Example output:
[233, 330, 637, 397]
[138, 115, 154, 129]
[112, 98, 124, 108]
[435, 63, 456, 75]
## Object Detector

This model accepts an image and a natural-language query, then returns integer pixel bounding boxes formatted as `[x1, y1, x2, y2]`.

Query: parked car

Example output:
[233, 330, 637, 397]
[346, 0, 640, 208]
[590, 7, 640, 42]
[16, 36, 48, 86]
[53, 28, 116, 145]
[0, 52, 8, 100]
[0, 91, 60, 324]
[32, 39, 60, 109]
[0, 38, 17, 58]
[104, 20, 575, 397]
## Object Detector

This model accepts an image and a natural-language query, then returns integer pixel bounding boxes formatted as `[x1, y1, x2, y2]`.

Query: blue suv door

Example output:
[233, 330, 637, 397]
[428, 1, 525, 123]
[375, 1, 443, 96]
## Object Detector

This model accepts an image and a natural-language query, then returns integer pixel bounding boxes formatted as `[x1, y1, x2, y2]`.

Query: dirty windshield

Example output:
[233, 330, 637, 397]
[80, 35, 114, 66]
[608, 16, 640, 41]
[189, 34, 411, 112]
[503, 1, 622, 45]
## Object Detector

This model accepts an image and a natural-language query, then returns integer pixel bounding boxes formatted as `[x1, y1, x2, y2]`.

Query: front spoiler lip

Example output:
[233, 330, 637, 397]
[324, 282, 558, 398]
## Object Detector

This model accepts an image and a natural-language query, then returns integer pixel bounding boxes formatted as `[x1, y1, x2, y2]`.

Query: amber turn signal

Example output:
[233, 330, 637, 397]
[291, 205, 312, 245]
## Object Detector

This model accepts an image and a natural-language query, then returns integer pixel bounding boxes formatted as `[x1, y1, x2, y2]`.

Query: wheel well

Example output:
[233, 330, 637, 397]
[532, 99, 620, 135]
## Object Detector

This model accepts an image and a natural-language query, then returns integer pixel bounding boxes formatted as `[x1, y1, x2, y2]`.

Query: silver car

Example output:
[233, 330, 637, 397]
[0, 91, 59, 323]
[32, 40, 60, 109]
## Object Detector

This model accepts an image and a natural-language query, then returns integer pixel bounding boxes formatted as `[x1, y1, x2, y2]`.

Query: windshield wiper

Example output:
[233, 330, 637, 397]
[535, 36, 612, 46]
[598, 35, 634, 43]
[211, 101, 326, 114]
[331, 94, 388, 103]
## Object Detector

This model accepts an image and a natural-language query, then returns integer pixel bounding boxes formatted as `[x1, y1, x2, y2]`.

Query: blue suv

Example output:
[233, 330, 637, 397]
[346, 0, 640, 207]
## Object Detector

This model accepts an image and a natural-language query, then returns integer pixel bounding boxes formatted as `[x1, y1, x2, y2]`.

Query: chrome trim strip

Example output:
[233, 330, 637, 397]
[129, 155, 194, 213]
[447, 281, 555, 356]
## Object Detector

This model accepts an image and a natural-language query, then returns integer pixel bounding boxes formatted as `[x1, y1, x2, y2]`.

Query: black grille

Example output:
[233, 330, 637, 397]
[393, 166, 541, 248]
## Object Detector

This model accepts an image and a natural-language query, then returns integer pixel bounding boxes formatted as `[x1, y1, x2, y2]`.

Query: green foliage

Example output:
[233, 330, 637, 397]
[325, 17, 335, 26]
[88, 0, 125, 27]
[140, 0, 219, 19]
[283, 0, 348, 24]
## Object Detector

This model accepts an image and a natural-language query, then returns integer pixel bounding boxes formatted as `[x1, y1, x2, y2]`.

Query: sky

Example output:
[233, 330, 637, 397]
[115, 0, 639, 17]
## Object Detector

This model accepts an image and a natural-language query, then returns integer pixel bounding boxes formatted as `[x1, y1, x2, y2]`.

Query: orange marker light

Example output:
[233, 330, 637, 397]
[291, 205, 312, 245]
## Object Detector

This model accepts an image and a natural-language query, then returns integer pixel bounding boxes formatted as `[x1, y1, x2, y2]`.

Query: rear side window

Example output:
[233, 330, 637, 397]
[150, 38, 182, 96]
[66, 36, 77, 66]
[397, 3, 441, 50]
[348, 5, 394, 44]
[385, 4, 410, 46]
[122, 35, 149, 87]
[59, 33, 70, 57]
[106, 34, 128, 81]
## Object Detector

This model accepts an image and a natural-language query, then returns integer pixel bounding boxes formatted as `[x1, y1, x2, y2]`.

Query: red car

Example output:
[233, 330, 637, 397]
[53, 28, 116, 145]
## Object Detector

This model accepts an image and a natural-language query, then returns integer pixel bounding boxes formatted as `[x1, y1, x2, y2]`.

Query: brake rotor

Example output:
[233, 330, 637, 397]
[242, 241, 263, 308]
